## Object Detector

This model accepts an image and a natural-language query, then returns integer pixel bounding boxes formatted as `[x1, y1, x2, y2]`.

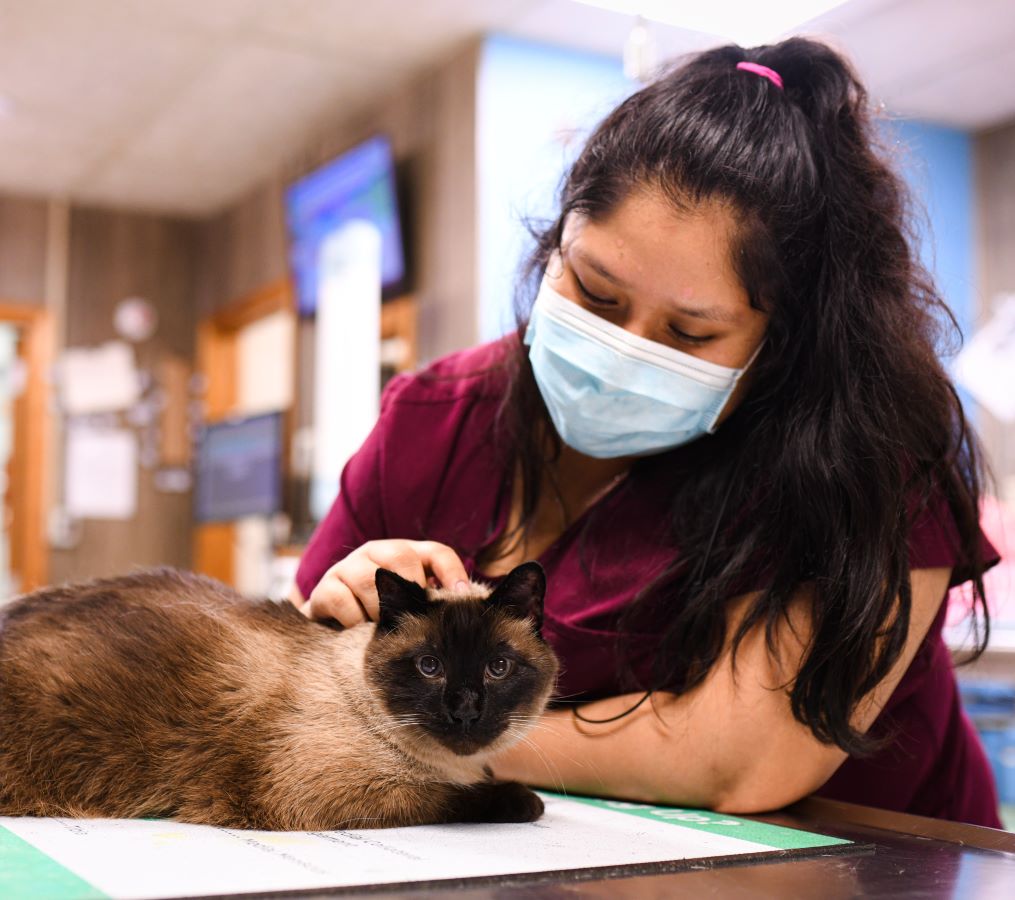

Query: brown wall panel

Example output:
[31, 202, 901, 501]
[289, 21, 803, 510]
[0, 194, 48, 304]
[48, 206, 200, 584]
[973, 121, 1015, 495]
[195, 177, 289, 319]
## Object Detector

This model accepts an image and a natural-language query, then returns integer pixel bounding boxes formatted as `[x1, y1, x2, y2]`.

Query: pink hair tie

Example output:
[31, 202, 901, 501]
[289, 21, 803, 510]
[736, 61, 784, 91]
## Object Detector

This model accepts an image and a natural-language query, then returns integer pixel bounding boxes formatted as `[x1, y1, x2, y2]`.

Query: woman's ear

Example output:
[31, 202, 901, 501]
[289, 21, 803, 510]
[487, 561, 546, 633]
[375, 569, 429, 634]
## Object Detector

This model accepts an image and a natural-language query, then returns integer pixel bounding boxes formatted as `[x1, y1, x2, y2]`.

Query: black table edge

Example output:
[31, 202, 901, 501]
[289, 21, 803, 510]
[784, 796, 1015, 854]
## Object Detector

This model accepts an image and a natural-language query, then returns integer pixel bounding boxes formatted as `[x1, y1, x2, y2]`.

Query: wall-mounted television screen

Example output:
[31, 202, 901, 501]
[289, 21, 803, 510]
[194, 412, 283, 523]
[285, 134, 407, 316]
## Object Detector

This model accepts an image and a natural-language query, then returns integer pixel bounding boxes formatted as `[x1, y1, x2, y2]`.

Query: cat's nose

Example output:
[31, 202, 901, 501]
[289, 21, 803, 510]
[449, 688, 482, 726]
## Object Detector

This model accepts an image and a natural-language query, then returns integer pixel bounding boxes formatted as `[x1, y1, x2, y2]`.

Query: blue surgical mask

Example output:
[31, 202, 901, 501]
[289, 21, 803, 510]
[523, 276, 759, 459]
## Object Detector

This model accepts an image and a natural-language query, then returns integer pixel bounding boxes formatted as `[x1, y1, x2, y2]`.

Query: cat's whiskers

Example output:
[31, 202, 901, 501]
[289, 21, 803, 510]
[501, 727, 568, 795]
[505, 715, 555, 736]
[505, 713, 546, 725]
[322, 814, 389, 829]
[357, 720, 423, 740]
[373, 724, 423, 737]
[503, 718, 591, 780]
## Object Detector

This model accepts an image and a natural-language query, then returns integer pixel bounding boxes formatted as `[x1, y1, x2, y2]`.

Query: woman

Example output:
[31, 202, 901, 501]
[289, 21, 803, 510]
[290, 38, 1001, 827]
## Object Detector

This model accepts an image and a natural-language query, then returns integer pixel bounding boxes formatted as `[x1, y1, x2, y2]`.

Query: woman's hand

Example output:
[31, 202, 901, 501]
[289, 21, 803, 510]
[293, 540, 470, 626]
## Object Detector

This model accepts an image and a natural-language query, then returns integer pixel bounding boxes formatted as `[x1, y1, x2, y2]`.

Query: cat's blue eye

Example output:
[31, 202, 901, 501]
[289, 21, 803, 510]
[416, 655, 443, 678]
[485, 657, 514, 680]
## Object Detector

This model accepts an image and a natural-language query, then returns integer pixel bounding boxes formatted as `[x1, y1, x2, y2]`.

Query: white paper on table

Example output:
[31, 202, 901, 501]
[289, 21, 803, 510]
[59, 341, 141, 415]
[953, 294, 1015, 422]
[0, 794, 849, 900]
[64, 426, 138, 520]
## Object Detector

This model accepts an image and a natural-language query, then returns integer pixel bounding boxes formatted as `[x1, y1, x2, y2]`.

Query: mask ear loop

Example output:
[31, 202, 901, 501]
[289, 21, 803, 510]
[704, 337, 766, 434]
[570, 453, 742, 726]
[572, 688, 652, 724]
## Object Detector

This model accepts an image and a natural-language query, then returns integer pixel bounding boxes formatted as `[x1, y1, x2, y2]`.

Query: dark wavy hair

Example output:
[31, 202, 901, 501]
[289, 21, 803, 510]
[492, 37, 990, 755]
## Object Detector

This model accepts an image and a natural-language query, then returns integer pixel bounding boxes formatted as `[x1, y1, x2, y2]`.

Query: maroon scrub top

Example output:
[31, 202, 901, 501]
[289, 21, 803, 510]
[296, 337, 1003, 828]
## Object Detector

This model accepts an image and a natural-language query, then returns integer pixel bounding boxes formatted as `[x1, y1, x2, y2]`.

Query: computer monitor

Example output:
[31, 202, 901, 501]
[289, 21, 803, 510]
[194, 412, 283, 523]
[285, 134, 407, 316]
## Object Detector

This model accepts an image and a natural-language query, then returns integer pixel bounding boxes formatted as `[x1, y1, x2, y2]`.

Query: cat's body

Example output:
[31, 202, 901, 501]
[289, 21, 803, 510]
[0, 564, 558, 830]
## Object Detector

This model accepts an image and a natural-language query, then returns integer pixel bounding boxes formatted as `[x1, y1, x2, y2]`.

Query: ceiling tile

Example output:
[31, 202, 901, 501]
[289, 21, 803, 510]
[511, 0, 1015, 130]
[883, 40, 1015, 130]
[812, 0, 1015, 100]
[77, 41, 389, 213]
[1, 0, 1012, 214]
[0, 0, 217, 135]
[0, 126, 106, 197]
[250, 0, 534, 66]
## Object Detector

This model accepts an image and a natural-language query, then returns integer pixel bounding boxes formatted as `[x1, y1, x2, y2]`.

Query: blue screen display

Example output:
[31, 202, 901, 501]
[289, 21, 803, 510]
[285, 135, 406, 315]
[194, 413, 282, 523]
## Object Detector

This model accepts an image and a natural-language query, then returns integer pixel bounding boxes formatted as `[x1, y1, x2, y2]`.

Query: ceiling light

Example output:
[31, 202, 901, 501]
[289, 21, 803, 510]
[570, 0, 852, 46]
[624, 17, 657, 82]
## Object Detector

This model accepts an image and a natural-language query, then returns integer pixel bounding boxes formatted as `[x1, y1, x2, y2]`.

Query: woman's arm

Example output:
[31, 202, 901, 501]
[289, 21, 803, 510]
[491, 566, 952, 814]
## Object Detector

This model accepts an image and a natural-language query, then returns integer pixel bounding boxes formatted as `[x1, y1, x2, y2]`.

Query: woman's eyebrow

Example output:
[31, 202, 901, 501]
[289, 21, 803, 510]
[575, 249, 629, 287]
[678, 304, 739, 324]
[573, 249, 739, 324]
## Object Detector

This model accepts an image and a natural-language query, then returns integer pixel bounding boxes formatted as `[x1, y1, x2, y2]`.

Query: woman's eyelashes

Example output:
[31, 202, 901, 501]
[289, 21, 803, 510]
[573, 274, 714, 347]
[573, 274, 616, 308]
[667, 325, 713, 346]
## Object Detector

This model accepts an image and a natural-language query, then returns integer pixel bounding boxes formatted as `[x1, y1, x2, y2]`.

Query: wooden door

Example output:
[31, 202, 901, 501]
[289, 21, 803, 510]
[0, 302, 53, 593]
[194, 281, 295, 585]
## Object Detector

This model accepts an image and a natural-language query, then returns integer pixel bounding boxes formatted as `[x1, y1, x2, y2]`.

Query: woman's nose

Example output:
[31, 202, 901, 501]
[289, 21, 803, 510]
[615, 313, 655, 342]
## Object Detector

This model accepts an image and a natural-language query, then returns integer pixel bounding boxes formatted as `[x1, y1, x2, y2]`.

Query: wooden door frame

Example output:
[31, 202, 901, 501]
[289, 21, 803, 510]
[193, 280, 295, 585]
[0, 302, 53, 591]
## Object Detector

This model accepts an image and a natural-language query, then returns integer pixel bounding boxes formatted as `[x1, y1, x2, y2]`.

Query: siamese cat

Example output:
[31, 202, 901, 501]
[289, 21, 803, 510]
[0, 562, 558, 830]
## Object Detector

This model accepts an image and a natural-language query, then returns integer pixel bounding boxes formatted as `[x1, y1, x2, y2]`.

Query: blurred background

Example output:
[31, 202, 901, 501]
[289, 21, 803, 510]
[0, 0, 1013, 822]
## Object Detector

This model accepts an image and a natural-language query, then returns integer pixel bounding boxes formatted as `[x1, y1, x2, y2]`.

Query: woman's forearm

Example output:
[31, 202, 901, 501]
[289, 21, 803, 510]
[492, 686, 843, 813]
[493, 569, 951, 813]
[493, 688, 817, 812]
[493, 692, 735, 809]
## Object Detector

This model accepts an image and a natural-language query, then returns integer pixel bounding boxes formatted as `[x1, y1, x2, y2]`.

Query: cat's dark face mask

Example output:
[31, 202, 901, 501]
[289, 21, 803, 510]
[364, 563, 558, 757]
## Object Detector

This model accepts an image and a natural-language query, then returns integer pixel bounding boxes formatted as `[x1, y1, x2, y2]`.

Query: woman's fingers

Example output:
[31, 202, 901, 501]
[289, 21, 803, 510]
[305, 571, 369, 627]
[414, 541, 470, 592]
[365, 541, 429, 585]
[301, 540, 470, 624]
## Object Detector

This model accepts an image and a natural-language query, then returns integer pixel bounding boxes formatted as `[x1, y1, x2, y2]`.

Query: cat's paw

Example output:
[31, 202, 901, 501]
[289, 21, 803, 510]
[479, 781, 544, 823]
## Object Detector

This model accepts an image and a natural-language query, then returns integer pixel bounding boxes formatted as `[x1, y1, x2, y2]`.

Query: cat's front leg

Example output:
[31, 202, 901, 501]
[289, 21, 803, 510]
[444, 780, 544, 824]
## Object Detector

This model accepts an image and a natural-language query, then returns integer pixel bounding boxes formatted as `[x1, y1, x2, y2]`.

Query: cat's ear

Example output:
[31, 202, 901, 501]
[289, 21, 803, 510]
[488, 561, 546, 632]
[375, 568, 429, 634]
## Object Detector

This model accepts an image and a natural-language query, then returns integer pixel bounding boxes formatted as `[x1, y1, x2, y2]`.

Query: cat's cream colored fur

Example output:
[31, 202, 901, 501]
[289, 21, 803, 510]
[0, 567, 557, 829]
